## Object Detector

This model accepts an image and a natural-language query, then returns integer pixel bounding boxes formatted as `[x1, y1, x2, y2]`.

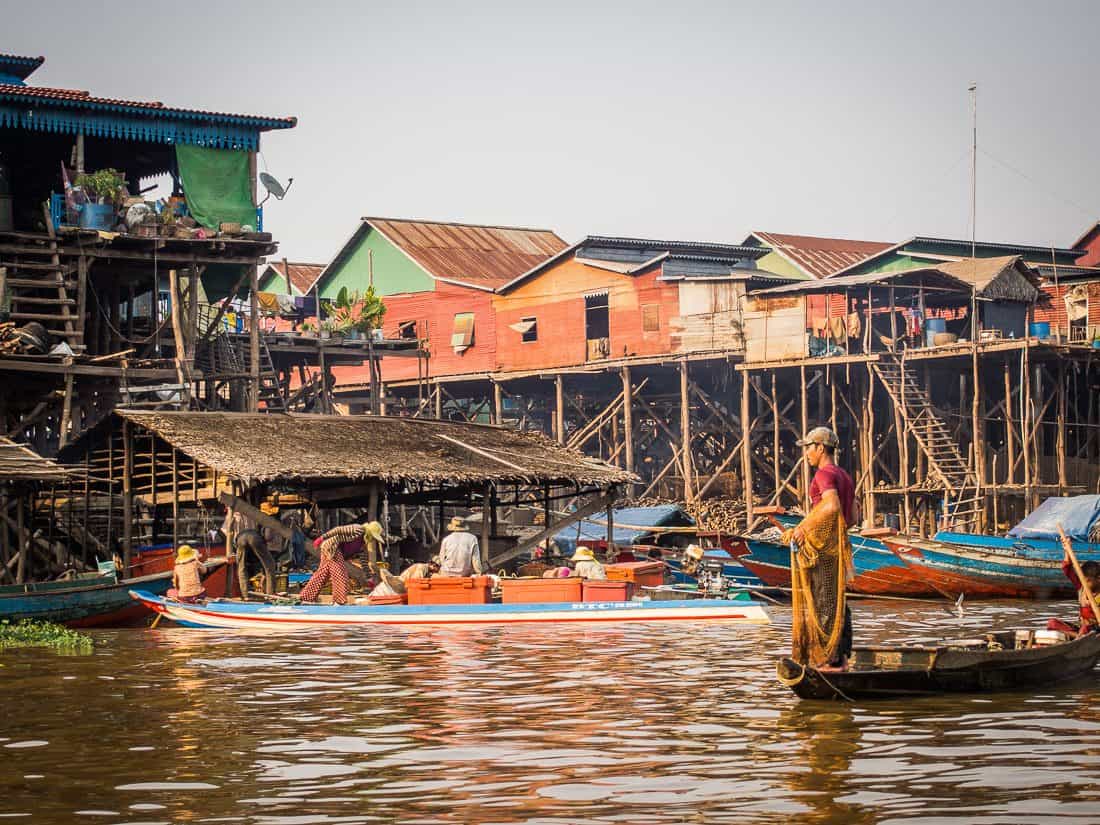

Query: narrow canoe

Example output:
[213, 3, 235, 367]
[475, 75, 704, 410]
[778, 630, 1100, 700]
[1, 560, 228, 627]
[130, 590, 771, 629]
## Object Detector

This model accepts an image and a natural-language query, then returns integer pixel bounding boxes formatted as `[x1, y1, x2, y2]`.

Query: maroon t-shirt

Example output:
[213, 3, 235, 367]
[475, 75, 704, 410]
[809, 463, 855, 525]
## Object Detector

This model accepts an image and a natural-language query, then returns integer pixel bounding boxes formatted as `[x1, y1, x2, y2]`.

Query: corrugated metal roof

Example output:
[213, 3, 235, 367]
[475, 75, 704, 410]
[586, 235, 769, 260]
[364, 218, 569, 289]
[751, 267, 973, 296]
[938, 256, 1040, 300]
[0, 82, 296, 128]
[0, 53, 45, 81]
[267, 262, 325, 296]
[752, 231, 894, 279]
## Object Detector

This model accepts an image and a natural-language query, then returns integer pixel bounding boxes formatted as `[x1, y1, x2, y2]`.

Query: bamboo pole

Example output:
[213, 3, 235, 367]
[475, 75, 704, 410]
[122, 420, 133, 568]
[771, 372, 780, 500]
[680, 360, 692, 501]
[740, 371, 754, 527]
[1058, 360, 1068, 493]
[1004, 358, 1015, 484]
[249, 263, 261, 412]
[621, 366, 635, 478]
[555, 375, 565, 444]
[15, 495, 25, 583]
[171, 448, 179, 550]
[481, 483, 491, 571]
[799, 365, 809, 507]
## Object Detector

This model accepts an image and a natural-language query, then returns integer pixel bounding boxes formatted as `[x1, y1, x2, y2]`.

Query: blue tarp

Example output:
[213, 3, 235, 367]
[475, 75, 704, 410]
[553, 505, 692, 554]
[1007, 496, 1100, 543]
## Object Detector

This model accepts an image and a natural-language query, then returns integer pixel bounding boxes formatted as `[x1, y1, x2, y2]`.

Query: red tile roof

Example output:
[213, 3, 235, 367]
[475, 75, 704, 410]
[752, 231, 894, 279]
[365, 218, 569, 289]
[0, 82, 296, 126]
[266, 262, 325, 296]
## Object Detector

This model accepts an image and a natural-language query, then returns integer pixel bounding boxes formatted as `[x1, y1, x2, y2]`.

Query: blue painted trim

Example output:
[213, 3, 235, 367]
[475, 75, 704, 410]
[0, 96, 292, 150]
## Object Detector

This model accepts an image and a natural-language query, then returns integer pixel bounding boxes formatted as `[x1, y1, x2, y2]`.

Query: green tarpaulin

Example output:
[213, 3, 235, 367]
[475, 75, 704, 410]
[175, 144, 256, 230]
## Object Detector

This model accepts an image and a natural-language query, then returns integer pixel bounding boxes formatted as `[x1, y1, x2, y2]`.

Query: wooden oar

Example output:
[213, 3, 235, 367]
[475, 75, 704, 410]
[1058, 524, 1100, 629]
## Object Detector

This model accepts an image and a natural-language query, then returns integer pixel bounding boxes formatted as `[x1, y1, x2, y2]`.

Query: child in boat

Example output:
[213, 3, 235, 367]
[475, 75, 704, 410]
[169, 545, 206, 603]
[570, 547, 606, 580]
[1048, 547, 1100, 637]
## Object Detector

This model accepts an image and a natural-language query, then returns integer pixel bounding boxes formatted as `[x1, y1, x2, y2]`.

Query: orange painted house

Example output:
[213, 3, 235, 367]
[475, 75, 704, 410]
[492, 236, 789, 373]
[311, 218, 568, 388]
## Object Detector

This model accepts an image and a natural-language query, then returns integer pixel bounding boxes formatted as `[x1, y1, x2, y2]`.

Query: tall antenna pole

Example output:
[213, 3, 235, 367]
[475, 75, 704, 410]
[969, 82, 978, 259]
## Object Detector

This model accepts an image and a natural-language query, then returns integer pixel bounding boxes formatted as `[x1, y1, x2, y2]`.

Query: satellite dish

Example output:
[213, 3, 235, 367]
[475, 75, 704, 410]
[258, 172, 294, 205]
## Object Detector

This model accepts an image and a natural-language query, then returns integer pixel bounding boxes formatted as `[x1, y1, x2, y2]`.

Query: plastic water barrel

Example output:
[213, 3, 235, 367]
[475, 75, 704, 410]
[1029, 321, 1050, 339]
[925, 317, 947, 347]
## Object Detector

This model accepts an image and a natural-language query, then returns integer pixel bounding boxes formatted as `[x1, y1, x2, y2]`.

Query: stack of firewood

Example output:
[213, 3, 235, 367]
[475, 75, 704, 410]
[685, 498, 746, 533]
[0, 322, 21, 354]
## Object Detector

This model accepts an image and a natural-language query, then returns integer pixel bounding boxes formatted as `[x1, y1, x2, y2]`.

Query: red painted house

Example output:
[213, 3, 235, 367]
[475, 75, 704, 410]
[311, 218, 568, 388]
[492, 236, 788, 373]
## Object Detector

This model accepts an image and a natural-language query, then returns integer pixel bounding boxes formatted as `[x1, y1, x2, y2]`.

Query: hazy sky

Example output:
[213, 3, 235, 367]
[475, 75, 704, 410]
[5, 1, 1099, 263]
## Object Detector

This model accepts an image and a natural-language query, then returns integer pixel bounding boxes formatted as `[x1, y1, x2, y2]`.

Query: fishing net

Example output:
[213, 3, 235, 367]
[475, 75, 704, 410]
[789, 508, 853, 667]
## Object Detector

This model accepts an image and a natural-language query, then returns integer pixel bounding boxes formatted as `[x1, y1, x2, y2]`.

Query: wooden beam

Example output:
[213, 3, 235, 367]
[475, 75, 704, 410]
[741, 371, 754, 526]
[249, 263, 260, 412]
[621, 366, 634, 478]
[555, 375, 565, 443]
[489, 492, 612, 567]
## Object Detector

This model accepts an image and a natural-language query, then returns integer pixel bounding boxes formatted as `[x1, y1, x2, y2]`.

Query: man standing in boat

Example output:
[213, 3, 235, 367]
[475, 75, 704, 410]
[781, 427, 857, 671]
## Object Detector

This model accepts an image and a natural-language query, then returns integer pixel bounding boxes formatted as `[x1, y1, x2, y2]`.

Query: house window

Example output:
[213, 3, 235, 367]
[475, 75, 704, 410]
[642, 304, 660, 333]
[451, 312, 475, 353]
[397, 320, 418, 340]
[519, 317, 538, 343]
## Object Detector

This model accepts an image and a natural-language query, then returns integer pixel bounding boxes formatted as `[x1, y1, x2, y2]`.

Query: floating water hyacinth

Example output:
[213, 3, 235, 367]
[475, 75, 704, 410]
[0, 620, 93, 653]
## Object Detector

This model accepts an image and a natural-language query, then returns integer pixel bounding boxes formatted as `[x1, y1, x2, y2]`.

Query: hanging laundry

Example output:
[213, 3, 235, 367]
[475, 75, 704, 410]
[276, 294, 297, 315]
[256, 292, 280, 314]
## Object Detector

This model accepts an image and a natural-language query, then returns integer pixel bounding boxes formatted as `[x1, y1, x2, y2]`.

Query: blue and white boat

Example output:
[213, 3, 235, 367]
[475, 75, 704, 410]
[129, 590, 771, 630]
[936, 495, 1100, 558]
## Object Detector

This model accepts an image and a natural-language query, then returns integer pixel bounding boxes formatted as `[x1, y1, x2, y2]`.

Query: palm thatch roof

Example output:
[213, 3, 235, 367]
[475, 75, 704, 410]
[938, 256, 1041, 302]
[81, 411, 635, 488]
[0, 438, 72, 483]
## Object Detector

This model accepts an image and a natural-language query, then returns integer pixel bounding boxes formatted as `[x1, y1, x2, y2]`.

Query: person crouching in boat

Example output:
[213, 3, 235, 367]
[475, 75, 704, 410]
[780, 427, 857, 672]
[300, 521, 386, 605]
[1048, 548, 1100, 638]
[571, 547, 607, 579]
[169, 545, 207, 603]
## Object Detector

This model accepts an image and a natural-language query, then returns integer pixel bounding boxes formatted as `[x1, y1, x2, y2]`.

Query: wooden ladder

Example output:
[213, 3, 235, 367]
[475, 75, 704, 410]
[257, 336, 286, 412]
[872, 355, 981, 530]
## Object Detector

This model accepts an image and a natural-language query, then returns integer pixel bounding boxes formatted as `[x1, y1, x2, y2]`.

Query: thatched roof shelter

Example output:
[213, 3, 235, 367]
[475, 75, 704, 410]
[937, 256, 1041, 303]
[66, 410, 635, 488]
[0, 437, 71, 484]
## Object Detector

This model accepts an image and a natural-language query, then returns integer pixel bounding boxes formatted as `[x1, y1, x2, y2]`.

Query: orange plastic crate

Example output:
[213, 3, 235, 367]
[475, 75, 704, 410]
[406, 576, 493, 605]
[368, 593, 408, 605]
[500, 576, 583, 604]
[605, 561, 665, 589]
[582, 580, 634, 602]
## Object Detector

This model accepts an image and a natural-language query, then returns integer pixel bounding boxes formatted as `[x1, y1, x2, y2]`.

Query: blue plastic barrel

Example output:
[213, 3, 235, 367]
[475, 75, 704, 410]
[1029, 321, 1050, 339]
[925, 317, 946, 347]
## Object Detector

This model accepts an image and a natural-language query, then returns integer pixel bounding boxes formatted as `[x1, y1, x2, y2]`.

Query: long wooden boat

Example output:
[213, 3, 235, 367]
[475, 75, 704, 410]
[882, 534, 1085, 599]
[129, 590, 771, 629]
[934, 530, 1100, 558]
[739, 530, 940, 597]
[778, 630, 1100, 700]
[1, 560, 228, 627]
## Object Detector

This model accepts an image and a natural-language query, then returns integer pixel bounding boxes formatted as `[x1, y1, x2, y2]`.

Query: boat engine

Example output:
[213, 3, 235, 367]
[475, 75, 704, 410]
[696, 558, 732, 597]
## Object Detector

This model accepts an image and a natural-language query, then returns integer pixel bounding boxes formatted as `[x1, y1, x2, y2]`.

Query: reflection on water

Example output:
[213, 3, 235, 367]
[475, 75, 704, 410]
[2, 600, 1100, 823]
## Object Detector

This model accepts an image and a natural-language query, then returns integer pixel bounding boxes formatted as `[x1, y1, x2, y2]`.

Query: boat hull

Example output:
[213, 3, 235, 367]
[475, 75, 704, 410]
[883, 536, 1076, 599]
[740, 533, 941, 597]
[130, 590, 771, 630]
[0, 562, 229, 627]
[778, 631, 1100, 700]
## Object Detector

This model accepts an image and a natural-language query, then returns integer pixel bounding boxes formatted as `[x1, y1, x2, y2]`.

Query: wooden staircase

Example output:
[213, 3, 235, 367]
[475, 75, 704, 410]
[872, 355, 981, 530]
[0, 251, 84, 353]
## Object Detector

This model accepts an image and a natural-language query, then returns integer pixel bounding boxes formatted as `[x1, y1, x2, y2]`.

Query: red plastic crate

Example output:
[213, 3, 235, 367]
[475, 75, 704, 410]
[406, 576, 493, 605]
[605, 561, 665, 589]
[582, 580, 634, 602]
[500, 576, 583, 604]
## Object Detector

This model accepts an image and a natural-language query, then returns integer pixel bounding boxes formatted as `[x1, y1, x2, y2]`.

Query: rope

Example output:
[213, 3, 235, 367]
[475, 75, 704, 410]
[775, 659, 806, 687]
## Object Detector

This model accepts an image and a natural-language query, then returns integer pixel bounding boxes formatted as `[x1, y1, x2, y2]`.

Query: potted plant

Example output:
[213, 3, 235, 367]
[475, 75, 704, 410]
[318, 319, 335, 340]
[299, 321, 317, 339]
[74, 168, 125, 230]
[324, 286, 387, 344]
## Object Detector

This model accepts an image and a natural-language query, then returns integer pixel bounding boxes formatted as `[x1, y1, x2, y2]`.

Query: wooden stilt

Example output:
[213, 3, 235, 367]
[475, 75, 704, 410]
[481, 483, 492, 571]
[799, 365, 809, 507]
[1004, 358, 1015, 484]
[555, 375, 565, 444]
[171, 448, 179, 550]
[493, 381, 503, 426]
[249, 263, 260, 412]
[621, 366, 635, 479]
[680, 359, 692, 501]
[122, 419, 133, 569]
[1057, 361, 1068, 494]
[740, 370, 754, 527]
[15, 495, 26, 584]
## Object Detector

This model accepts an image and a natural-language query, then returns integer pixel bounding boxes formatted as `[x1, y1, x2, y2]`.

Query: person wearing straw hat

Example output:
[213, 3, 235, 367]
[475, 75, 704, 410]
[438, 516, 484, 578]
[300, 520, 386, 605]
[570, 547, 607, 580]
[168, 545, 207, 603]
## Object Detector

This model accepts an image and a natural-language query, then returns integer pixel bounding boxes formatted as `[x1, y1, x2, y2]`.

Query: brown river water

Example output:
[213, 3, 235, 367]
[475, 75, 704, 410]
[3, 599, 1100, 824]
